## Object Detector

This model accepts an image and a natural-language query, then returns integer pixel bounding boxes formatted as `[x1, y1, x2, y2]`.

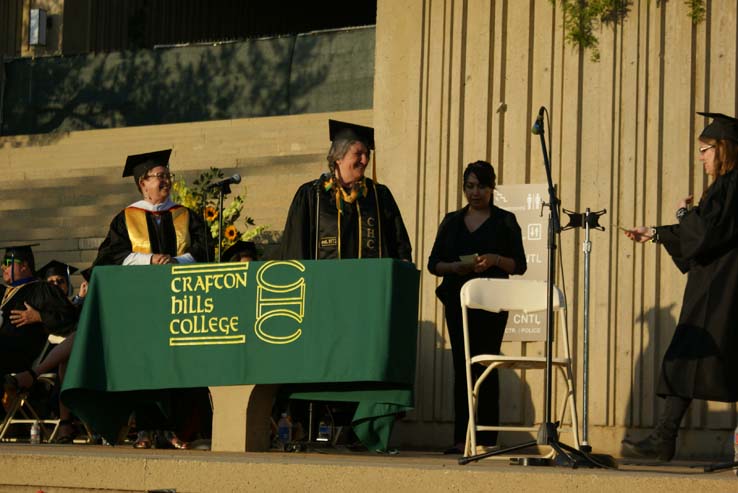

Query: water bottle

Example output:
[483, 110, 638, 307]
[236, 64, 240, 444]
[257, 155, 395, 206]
[30, 420, 41, 444]
[733, 424, 738, 476]
[317, 416, 331, 442]
[277, 413, 292, 449]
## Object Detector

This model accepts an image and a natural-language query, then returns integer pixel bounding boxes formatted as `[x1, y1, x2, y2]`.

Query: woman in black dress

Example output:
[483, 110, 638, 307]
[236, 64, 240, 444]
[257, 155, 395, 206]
[428, 161, 527, 454]
[622, 112, 738, 461]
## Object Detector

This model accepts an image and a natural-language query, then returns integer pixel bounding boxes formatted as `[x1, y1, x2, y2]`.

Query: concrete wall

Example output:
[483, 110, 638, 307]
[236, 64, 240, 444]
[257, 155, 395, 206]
[0, 109, 371, 280]
[374, 0, 738, 458]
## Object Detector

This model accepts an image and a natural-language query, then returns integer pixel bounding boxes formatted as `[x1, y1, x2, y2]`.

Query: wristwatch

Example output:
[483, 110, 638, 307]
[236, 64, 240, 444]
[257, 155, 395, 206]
[649, 226, 659, 243]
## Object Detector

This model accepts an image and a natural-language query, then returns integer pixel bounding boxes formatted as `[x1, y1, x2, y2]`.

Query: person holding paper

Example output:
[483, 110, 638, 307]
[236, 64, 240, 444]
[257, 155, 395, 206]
[622, 112, 738, 461]
[428, 160, 527, 454]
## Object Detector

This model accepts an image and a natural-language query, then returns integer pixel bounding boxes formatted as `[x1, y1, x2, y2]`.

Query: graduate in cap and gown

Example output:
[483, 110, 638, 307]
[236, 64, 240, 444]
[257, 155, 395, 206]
[36, 260, 79, 300]
[222, 240, 259, 262]
[5, 258, 88, 442]
[280, 120, 412, 261]
[93, 149, 209, 267]
[1, 244, 78, 412]
[622, 112, 738, 461]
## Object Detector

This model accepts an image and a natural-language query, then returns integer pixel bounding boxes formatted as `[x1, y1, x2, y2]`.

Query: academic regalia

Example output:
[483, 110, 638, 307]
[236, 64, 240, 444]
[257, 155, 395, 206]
[280, 176, 412, 261]
[655, 167, 738, 402]
[0, 280, 78, 375]
[93, 198, 209, 266]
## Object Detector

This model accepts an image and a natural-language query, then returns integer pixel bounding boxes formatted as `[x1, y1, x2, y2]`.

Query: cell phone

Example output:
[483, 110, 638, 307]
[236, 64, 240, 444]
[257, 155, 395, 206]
[459, 254, 478, 265]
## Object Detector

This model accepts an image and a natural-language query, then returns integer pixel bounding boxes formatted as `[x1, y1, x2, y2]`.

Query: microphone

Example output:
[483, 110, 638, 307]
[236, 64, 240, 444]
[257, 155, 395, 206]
[208, 174, 241, 189]
[531, 106, 545, 135]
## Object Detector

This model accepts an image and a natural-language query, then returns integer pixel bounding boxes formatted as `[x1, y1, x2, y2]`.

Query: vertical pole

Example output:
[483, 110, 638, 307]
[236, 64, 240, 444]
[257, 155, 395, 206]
[217, 190, 224, 262]
[581, 209, 592, 450]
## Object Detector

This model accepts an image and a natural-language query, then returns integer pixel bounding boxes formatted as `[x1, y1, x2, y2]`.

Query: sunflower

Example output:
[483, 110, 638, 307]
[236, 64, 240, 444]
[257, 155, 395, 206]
[204, 206, 218, 221]
[224, 225, 238, 241]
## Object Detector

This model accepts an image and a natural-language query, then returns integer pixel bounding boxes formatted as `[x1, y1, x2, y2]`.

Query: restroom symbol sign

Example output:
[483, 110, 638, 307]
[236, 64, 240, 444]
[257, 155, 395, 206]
[528, 223, 542, 241]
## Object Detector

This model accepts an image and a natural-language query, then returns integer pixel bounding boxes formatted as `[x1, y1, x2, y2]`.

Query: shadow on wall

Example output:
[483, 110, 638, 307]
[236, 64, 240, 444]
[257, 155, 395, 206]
[0, 28, 375, 146]
[407, 320, 535, 449]
[620, 304, 735, 459]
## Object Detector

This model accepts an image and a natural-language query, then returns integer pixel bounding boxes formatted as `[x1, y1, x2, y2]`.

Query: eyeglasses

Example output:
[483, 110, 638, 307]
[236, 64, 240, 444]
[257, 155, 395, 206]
[1, 258, 22, 267]
[699, 144, 715, 154]
[145, 172, 175, 181]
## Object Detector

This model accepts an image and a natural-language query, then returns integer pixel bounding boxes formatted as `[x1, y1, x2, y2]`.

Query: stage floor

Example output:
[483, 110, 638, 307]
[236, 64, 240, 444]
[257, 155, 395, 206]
[0, 444, 735, 492]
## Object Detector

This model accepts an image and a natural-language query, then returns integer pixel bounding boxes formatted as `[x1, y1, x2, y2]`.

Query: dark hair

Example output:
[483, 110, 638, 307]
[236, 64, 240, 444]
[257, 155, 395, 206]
[463, 160, 496, 189]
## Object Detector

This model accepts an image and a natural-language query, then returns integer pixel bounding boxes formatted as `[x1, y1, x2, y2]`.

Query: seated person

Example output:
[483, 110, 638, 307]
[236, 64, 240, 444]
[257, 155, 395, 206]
[222, 240, 259, 262]
[1, 245, 78, 416]
[9, 260, 88, 443]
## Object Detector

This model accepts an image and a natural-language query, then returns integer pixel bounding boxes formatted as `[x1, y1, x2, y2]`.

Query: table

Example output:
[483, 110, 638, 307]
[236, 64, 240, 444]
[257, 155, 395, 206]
[61, 258, 419, 451]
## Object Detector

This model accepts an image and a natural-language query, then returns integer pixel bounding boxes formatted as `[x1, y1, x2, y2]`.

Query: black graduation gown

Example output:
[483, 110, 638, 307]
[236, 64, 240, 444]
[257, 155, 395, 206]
[655, 168, 738, 402]
[280, 177, 412, 261]
[94, 206, 209, 266]
[0, 280, 78, 375]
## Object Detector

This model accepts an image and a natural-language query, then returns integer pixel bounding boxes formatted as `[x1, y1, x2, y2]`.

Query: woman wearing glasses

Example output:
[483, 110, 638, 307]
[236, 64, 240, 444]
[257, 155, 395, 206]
[428, 161, 527, 455]
[622, 112, 738, 461]
[93, 149, 209, 266]
[92, 149, 210, 450]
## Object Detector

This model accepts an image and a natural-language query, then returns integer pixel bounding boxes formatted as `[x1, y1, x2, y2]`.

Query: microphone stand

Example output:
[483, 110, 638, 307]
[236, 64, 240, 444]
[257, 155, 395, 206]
[211, 181, 234, 262]
[460, 108, 612, 468]
[560, 207, 615, 468]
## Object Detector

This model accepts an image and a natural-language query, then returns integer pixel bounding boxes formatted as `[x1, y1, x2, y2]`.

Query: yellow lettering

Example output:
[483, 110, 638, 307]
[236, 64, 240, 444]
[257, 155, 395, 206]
[254, 261, 306, 345]
[171, 277, 182, 293]
[169, 319, 180, 334]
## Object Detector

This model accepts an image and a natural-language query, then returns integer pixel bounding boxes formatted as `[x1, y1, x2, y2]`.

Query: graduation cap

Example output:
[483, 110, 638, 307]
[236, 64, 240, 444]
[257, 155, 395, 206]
[222, 241, 258, 262]
[698, 112, 738, 143]
[122, 149, 172, 183]
[36, 260, 79, 280]
[1, 243, 39, 271]
[329, 120, 375, 150]
[80, 266, 93, 282]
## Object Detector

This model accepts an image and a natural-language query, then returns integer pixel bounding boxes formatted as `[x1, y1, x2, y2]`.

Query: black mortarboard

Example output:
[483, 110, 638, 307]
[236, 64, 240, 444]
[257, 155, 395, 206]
[329, 120, 375, 150]
[80, 267, 93, 282]
[36, 260, 79, 280]
[222, 241, 258, 262]
[122, 149, 172, 182]
[1, 243, 39, 271]
[698, 112, 738, 143]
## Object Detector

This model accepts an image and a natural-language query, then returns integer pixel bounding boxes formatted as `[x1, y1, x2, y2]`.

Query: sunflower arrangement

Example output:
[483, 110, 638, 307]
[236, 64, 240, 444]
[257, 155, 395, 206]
[171, 167, 265, 259]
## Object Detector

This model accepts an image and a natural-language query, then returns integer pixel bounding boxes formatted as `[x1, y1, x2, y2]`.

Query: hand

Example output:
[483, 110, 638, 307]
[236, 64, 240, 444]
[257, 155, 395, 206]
[150, 254, 174, 264]
[623, 226, 653, 243]
[453, 261, 475, 275]
[677, 195, 693, 210]
[10, 302, 42, 327]
[473, 254, 497, 273]
[78, 281, 88, 299]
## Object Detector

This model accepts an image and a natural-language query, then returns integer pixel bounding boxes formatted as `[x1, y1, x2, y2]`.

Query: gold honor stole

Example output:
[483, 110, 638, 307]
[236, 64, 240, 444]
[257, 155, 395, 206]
[124, 206, 191, 256]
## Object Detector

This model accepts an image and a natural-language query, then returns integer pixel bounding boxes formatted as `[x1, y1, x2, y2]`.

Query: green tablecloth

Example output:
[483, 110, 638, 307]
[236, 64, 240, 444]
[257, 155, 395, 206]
[61, 259, 419, 451]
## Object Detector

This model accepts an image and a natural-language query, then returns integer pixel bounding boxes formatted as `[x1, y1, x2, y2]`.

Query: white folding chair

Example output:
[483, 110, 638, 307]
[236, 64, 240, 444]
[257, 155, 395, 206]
[461, 278, 580, 457]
